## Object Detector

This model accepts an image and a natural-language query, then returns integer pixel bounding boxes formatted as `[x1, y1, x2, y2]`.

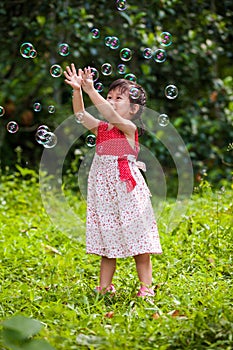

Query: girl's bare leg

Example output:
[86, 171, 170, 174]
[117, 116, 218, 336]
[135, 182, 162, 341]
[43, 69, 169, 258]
[99, 257, 116, 289]
[134, 253, 152, 286]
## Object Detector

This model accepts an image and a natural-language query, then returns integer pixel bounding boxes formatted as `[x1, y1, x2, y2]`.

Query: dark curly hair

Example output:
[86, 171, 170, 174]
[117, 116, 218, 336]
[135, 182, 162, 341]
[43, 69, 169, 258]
[108, 79, 146, 135]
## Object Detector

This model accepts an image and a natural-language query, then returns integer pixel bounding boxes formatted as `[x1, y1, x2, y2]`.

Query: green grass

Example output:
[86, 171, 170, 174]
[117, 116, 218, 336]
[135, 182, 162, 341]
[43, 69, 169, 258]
[0, 169, 232, 349]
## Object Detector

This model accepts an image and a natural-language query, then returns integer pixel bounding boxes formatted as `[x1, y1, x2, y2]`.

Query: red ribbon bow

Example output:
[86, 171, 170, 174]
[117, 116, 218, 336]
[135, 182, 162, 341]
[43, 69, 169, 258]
[118, 156, 137, 192]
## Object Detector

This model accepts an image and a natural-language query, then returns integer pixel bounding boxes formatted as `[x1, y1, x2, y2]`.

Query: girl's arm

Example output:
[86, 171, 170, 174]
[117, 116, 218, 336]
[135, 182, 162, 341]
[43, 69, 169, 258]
[64, 64, 100, 134]
[82, 67, 137, 137]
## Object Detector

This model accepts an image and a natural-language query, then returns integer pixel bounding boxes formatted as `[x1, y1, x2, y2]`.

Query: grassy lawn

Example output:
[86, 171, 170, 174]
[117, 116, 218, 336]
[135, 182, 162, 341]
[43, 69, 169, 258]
[0, 169, 232, 349]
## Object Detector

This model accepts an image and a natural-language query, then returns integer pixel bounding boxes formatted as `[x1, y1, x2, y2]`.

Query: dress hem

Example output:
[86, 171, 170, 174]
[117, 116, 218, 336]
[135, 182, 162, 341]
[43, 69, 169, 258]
[86, 250, 162, 259]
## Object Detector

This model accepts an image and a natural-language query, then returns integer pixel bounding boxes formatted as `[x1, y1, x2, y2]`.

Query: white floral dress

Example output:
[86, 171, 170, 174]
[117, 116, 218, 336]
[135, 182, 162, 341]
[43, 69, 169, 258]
[86, 121, 162, 258]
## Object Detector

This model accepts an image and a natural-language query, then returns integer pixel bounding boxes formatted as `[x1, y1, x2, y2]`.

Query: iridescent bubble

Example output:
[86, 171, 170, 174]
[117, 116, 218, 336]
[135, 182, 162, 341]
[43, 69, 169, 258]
[160, 32, 172, 47]
[101, 63, 112, 76]
[117, 64, 126, 74]
[7, 121, 19, 133]
[37, 125, 50, 132]
[35, 126, 51, 144]
[109, 36, 120, 49]
[85, 134, 96, 147]
[33, 102, 42, 112]
[90, 67, 99, 82]
[95, 82, 104, 93]
[35, 134, 44, 145]
[120, 48, 132, 61]
[91, 28, 100, 39]
[36, 133, 46, 144]
[124, 73, 137, 82]
[58, 43, 70, 56]
[43, 132, 57, 149]
[116, 0, 127, 11]
[0, 106, 5, 117]
[143, 48, 152, 59]
[20, 42, 34, 58]
[50, 64, 63, 77]
[164, 85, 178, 99]
[75, 112, 84, 124]
[129, 86, 141, 99]
[153, 49, 167, 63]
[29, 49, 37, 58]
[104, 36, 112, 47]
[48, 105, 55, 113]
[158, 114, 169, 127]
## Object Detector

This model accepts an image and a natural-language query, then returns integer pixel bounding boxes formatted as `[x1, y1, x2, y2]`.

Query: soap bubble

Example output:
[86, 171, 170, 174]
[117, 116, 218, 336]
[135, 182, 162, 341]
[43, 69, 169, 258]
[37, 125, 50, 132]
[164, 85, 178, 99]
[91, 28, 100, 39]
[36, 127, 56, 147]
[101, 63, 112, 76]
[153, 49, 167, 63]
[117, 64, 126, 74]
[90, 68, 99, 82]
[124, 73, 137, 82]
[35, 126, 51, 144]
[104, 36, 112, 47]
[48, 105, 55, 113]
[143, 48, 152, 59]
[7, 121, 19, 133]
[95, 82, 104, 93]
[160, 32, 172, 47]
[43, 132, 57, 148]
[85, 134, 96, 147]
[20, 42, 34, 58]
[129, 86, 141, 99]
[33, 102, 42, 112]
[74, 112, 84, 124]
[0, 106, 5, 117]
[116, 0, 127, 11]
[58, 43, 70, 56]
[120, 48, 132, 61]
[109, 36, 120, 49]
[158, 114, 169, 127]
[29, 49, 37, 58]
[50, 64, 63, 77]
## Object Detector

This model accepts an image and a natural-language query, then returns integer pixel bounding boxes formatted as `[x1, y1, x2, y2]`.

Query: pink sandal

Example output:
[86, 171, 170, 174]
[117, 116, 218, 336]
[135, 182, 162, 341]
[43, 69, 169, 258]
[95, 284, 116, 295]
[137, 285, 155, 297]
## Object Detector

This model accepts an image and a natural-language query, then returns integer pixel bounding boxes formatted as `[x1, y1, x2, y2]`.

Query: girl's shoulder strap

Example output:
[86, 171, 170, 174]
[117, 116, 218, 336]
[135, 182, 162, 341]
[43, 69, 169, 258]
[134, 128, 140, 152]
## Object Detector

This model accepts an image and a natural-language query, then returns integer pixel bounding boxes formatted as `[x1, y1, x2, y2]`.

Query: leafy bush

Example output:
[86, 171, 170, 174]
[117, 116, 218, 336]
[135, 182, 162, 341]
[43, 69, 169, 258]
[0, 0, 233, 186]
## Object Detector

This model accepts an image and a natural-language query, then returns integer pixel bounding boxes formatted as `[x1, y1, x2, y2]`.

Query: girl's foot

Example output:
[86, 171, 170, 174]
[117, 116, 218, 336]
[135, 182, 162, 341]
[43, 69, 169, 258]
[137, 285, 155, 297]
[95, 284, 116, 295]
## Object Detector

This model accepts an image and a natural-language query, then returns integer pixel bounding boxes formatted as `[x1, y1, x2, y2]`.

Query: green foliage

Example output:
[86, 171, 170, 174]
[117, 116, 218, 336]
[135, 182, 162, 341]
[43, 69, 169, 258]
[0, 0, 232, 186]
[1, 316, 55, 350]
[0, 171, 232, 349]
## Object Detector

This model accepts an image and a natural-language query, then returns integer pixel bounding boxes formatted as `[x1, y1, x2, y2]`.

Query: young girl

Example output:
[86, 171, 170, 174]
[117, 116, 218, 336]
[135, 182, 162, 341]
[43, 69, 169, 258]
[64, 64, 162, 297]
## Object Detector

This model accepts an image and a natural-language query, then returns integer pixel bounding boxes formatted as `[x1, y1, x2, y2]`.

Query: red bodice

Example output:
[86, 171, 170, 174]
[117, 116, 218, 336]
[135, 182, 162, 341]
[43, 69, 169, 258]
[96, 121, 139, 192]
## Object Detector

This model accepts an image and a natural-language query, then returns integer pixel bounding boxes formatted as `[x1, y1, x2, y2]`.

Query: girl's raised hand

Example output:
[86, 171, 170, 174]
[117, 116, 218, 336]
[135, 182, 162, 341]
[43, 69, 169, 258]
[81, 66, 95, 93]
[64, 63, 83, 90]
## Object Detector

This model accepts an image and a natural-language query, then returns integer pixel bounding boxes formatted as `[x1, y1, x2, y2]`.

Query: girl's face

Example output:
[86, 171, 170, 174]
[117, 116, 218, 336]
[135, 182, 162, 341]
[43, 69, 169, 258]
[107, 87, 135, 120]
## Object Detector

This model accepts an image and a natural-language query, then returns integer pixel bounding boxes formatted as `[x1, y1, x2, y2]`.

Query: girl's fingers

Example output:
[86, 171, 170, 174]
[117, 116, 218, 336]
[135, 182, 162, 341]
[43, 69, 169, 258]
[64, 79, 71, 86]
[64, 71, 70, 79]
[66, 66, 72, 76]
[71, 63, 77, 75]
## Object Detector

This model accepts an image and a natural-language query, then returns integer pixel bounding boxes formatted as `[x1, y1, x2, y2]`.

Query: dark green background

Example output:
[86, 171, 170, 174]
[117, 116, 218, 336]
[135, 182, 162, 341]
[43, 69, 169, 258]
[0, 0, 232, 189]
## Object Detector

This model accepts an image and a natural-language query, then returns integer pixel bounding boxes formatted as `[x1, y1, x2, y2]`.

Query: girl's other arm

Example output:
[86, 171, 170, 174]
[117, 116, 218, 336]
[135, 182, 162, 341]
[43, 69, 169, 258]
[64, 64, 100, 134]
